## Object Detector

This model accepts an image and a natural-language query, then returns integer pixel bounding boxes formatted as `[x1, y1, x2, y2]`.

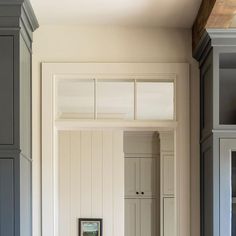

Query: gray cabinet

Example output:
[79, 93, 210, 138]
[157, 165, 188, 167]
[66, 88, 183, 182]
[0, 159, 14, 236]
[194, 29, 236, 236]
[125, 198, 156, 236]
[124, 131, 159, 236]
[0, 1, 38, 236]
[125, 158, 157, 198]
[0, 37, 14, 145]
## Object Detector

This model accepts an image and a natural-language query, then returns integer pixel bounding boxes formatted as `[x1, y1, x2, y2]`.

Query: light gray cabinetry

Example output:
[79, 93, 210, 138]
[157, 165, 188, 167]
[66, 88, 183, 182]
[124, 131, 159, 236]
[125, 198, 156, 236]
[125, 158, 156, 198]
[125, 157, 157, 236]
[125, 199, 140, 236]
[125, 158, 139, 197]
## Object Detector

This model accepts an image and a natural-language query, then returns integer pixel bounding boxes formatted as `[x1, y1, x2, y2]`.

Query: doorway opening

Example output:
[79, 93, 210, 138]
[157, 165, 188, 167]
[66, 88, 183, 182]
[56, 130, 175, 236]
[41, 62, 190, 236]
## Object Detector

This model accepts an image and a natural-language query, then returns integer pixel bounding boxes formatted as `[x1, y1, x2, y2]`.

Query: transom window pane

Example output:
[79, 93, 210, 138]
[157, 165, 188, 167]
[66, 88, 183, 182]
[57, 79, 94, 119]
[56, 79, 175, 121]
[136, 82, 174, 120]
[97, 80, 134, 119]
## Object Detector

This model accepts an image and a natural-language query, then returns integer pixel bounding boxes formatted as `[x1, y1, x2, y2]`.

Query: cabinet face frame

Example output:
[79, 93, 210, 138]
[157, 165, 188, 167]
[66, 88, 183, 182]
[41, 63, 190, 236]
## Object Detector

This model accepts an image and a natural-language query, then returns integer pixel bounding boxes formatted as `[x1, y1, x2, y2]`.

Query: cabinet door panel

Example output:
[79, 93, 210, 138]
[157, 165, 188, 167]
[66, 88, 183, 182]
[125, 199, 140, 236]
[0, 159, 14, 236]
[125, 158, 139, 197]
[0, 36, 14, 145]
[220, 139, 236, 236]
[140, 158, 156, 197]
[140, 199, 156, 236]
[163, 155, 175, 195]
[163, 198, 176, 236]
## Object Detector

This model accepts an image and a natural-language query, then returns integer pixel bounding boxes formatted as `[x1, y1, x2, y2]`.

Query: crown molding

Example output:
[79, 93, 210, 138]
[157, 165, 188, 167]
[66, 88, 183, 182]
[193, 29, 236, 62]
[0, 0, 38, 33]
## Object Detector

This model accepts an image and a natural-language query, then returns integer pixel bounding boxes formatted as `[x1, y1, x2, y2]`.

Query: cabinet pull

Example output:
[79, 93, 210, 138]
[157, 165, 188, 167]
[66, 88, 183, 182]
[136, 192, 139, 195]
[141, 192, 144, 194]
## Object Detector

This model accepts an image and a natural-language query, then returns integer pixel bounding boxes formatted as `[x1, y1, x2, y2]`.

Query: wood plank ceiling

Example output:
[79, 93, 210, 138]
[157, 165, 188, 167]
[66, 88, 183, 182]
[192, 0, 236, 51]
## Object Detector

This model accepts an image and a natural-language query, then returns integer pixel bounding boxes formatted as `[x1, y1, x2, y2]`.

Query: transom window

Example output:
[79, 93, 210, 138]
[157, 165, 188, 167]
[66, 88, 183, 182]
[56, 78, 175, 121]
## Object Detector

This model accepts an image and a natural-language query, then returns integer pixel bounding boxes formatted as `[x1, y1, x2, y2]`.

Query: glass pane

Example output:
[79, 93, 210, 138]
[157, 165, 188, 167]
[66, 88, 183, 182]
[97, 80, 134, 119]
[57, 79, 94, 119]
[219, 53, 236, 125]
[136, 82, 174, 120]
[232, 152, 236, 235]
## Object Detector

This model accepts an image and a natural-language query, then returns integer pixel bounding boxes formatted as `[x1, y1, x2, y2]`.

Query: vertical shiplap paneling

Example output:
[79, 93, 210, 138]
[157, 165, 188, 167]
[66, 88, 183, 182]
[103, 131, 114, 236]
[58, 130, 124, 236]
[70, 132, 81, 236]
[91, 131, 103, 217]
[80, 131, 92, 217]
[113, 130, 124, 236]
[59, 131, 71, 236]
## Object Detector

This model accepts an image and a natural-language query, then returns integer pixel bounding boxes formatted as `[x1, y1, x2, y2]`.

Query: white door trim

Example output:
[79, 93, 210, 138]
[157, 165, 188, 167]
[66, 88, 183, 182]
[41, 63, 190, 236]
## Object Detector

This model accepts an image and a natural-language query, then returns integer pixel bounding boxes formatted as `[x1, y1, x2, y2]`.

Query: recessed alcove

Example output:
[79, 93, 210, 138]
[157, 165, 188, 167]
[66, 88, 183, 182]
[219, 53, 236, 125]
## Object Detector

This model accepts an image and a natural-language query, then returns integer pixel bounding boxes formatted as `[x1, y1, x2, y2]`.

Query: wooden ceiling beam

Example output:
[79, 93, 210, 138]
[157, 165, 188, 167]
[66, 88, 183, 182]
[192, 0, 236, 52]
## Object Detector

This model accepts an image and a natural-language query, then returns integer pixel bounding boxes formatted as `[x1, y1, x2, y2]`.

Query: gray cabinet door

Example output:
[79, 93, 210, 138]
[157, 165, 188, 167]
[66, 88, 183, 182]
[125, 199, 140, 236]
[0, 159, 14, 236]
[140, 158, 157, 198]
[125, 158, 139, 197]
[201, 138, 214, 236]
[0, 36, 14, 145]
[219, 139, 236, 236]
[140, 199, 156, 236]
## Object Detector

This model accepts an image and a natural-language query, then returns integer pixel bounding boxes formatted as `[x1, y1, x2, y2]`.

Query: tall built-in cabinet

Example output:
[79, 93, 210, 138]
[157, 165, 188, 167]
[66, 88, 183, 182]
[124, 132, 159, 236]
[124, 132, 176, 236]
[0, 1, 38, 236]
[194, 29, 236, 236]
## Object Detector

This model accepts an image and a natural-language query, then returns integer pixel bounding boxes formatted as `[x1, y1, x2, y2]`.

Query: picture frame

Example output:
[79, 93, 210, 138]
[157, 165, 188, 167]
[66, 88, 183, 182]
[78, 218, 103, 236]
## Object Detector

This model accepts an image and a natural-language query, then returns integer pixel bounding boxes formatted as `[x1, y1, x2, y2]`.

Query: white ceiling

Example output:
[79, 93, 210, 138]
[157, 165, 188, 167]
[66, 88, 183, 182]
[30, 0, 201, 28]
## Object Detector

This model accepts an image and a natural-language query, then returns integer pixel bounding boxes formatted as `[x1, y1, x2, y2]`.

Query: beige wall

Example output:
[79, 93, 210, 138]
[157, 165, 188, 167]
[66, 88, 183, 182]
[32, 25, 199, 236]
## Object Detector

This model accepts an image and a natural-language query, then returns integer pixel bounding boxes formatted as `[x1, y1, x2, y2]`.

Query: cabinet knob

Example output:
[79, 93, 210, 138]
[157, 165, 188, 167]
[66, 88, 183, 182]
[141, 192, 144, 195]
[136, 192, 139, 195]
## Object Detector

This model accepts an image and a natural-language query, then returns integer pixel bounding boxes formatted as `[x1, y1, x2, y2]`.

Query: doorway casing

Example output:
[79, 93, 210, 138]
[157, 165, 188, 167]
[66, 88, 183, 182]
[41, 63, 190, 236]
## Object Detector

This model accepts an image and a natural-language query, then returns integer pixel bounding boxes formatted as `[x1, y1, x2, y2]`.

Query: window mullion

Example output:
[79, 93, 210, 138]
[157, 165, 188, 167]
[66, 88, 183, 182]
[94, 78, 97, 120]
[134, 79, 137, 120]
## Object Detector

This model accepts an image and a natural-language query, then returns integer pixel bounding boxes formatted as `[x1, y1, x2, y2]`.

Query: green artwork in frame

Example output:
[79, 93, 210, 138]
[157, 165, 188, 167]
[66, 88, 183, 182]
[79, 218, 103, 236]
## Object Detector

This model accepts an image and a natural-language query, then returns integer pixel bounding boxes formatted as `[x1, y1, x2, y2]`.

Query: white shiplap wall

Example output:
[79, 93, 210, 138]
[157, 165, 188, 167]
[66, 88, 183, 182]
[58, 130, 124, 236]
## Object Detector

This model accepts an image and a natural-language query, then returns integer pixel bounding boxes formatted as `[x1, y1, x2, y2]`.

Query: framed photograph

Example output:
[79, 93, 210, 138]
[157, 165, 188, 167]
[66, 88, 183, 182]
[79, 218, 103, 236]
